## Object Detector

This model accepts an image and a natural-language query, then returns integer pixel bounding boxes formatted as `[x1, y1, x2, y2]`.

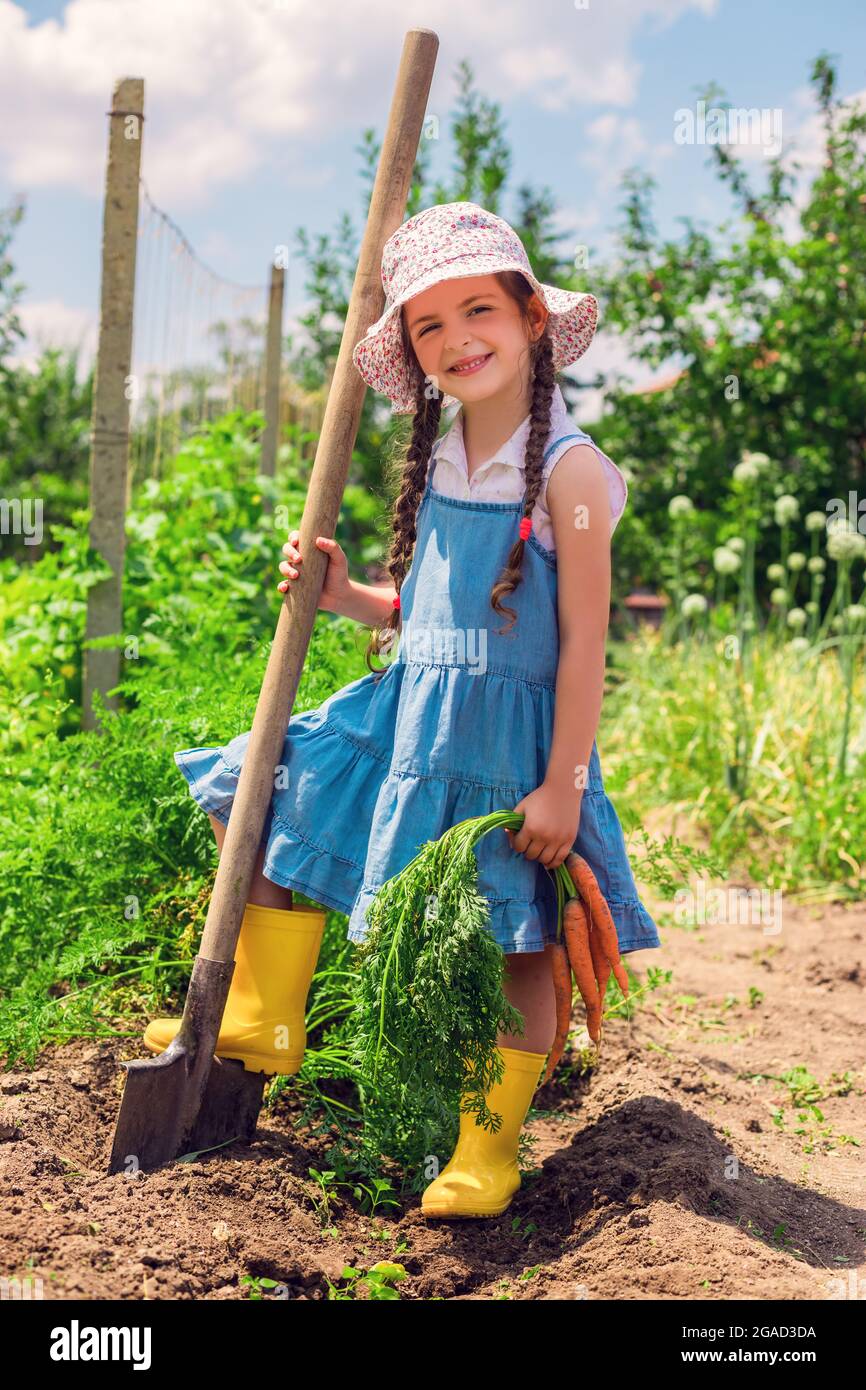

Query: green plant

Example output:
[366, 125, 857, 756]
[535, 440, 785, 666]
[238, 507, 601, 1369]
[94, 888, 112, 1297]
[325, 1261, 408, 1301]
[240, 1275, 284, 1300]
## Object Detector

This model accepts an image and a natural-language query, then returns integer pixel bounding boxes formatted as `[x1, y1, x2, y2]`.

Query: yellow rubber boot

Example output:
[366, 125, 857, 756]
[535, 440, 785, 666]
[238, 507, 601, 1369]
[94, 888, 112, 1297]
[421, 1045, 547, 1218]
[143, 901, 325, 1075]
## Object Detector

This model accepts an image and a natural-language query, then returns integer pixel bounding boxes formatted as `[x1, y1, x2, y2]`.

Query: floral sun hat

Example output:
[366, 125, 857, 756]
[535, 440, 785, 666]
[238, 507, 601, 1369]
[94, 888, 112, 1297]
[351, 201, 598, 415]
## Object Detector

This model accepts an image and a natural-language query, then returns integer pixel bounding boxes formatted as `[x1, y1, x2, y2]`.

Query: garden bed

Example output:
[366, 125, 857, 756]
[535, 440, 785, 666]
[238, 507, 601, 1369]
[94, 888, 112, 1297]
[1, 884, 863, 1301]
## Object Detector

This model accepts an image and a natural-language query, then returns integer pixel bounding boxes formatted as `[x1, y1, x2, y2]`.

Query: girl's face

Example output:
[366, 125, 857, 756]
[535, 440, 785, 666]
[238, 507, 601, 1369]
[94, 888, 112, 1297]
[403, 273, 547, 406]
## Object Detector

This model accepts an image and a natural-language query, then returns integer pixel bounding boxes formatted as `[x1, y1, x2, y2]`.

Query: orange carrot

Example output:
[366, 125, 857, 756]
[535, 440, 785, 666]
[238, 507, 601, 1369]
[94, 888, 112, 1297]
[542, 941, 573, 1084]
[562, 896, 602, 1043]
[565, 852, 629, 996]
[588, 915, 611, 1024]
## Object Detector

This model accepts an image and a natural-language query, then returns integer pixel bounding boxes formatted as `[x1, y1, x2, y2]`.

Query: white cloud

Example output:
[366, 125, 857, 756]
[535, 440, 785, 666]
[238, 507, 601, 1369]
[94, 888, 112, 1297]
[0, 0, 718, 205]
[554, 203, 600, 235]
[10, 297, 97, 371]
[577, 111, 674, 202]
[498, 0, 719, 109]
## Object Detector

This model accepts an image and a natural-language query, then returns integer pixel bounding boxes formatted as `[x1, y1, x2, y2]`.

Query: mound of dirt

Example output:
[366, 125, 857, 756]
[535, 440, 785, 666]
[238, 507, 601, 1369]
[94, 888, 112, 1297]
[1, 892, 864, 1300]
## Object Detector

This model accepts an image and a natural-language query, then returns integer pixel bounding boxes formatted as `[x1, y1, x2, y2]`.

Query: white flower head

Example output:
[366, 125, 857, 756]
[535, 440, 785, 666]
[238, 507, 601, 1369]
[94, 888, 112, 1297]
[741, 450, 771, 470]
[828, 527, 866, 562]
[681, 593, 708, 617]
[787, 551, 807, 571]
[774, 494, 799, 525]
[786, 607, 807, 630]
[713, 546, 741, 575]
[669, 495, 694, 518]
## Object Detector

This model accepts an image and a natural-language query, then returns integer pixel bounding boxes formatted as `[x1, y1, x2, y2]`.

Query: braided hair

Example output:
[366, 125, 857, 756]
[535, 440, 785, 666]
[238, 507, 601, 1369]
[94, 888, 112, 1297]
[364, 270, 556, 673]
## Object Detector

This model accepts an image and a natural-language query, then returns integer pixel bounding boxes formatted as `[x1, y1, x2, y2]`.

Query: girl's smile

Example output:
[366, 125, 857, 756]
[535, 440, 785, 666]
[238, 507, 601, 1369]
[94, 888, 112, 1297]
[448, 352, 494, 376]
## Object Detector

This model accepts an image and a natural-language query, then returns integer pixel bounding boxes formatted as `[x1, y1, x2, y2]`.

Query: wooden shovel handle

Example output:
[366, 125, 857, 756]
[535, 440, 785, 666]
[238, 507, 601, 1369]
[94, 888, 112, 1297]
[199, 28, 440, 962]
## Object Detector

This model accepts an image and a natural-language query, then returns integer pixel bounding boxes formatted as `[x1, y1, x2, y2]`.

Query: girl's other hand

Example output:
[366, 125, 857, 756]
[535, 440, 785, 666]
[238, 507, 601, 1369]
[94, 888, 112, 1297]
[277, 530, 351, 613]
[504, 783, 581, 869]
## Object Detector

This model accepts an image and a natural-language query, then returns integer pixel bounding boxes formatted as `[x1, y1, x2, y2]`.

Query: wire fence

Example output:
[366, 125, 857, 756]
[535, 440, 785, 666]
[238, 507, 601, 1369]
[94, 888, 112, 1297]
[128, 178, 270, 488]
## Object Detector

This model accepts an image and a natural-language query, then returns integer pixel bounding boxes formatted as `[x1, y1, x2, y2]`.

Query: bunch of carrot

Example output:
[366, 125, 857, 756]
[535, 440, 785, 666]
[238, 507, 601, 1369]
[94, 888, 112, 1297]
[353, 809, 628, 1152]
[542, 850, 630, 1083]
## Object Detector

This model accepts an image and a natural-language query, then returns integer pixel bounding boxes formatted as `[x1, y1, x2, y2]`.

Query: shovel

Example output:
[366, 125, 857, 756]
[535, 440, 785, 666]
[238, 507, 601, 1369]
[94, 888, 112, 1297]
[108, 27, 440, 1176]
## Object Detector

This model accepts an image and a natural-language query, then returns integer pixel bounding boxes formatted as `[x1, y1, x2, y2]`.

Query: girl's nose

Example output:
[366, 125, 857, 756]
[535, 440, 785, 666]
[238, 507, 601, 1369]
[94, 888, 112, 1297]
[444, 328, 473, 354]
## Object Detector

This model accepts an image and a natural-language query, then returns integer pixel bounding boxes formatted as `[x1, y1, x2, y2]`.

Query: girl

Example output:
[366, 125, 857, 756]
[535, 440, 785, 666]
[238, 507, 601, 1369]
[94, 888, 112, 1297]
[148, 202, 661, 1219]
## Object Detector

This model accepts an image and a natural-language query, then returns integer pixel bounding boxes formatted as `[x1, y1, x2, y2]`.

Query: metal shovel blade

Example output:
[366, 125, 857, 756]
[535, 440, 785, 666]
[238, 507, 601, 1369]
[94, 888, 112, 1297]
[108, 956, 266, 1175]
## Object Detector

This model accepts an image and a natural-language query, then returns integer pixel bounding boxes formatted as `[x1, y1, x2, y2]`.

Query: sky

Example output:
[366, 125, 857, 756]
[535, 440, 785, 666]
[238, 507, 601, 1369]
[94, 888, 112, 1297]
[1, 0, 864, 407]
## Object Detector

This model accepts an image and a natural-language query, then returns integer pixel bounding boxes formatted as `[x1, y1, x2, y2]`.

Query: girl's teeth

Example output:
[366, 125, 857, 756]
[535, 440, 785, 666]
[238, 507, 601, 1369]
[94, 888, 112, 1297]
[452, 356, 489, 372]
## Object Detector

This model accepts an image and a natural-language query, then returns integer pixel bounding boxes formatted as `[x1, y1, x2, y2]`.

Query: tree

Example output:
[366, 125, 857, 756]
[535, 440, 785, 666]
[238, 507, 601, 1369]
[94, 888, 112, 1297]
[0, 198, 25, 377]
[588, 53, 866, 597]
[0, 348, 94, 563]
[0, 202, 95, 564]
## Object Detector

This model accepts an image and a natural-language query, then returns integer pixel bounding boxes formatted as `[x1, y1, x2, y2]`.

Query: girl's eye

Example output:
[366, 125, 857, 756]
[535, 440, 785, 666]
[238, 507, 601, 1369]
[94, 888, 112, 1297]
[417, 306, 491, 338]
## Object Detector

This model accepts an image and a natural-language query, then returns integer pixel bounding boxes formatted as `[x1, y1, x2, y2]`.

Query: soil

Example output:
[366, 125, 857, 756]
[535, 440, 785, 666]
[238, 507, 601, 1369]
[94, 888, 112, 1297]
[1, 879, 864, 1302]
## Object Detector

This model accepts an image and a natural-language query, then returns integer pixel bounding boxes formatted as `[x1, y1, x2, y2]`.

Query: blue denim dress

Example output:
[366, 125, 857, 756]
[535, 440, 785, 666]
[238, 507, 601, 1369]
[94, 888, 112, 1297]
[174, 428, 661, 957]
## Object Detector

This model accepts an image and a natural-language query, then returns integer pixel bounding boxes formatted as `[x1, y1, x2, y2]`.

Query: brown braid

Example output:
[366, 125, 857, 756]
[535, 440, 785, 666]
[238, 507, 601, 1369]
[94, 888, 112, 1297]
[363, 268, 556, 670]
[489, 316, 556, 635]
[364, 333, 442, 674]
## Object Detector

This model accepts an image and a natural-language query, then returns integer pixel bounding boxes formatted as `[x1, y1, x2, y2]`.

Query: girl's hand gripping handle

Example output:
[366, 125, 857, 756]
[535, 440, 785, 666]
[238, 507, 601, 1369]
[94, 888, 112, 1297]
[278, 530, 352, 614]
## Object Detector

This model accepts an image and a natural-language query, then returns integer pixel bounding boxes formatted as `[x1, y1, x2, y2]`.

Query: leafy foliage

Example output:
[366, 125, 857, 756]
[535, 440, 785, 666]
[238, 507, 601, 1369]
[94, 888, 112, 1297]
[350, 813, 527, 1178]
[589, 56, 866, 597]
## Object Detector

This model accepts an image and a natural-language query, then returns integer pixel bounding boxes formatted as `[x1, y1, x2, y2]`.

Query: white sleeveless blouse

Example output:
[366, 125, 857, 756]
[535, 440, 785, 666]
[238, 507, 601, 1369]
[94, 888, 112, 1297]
[430, 383, 627, 552]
